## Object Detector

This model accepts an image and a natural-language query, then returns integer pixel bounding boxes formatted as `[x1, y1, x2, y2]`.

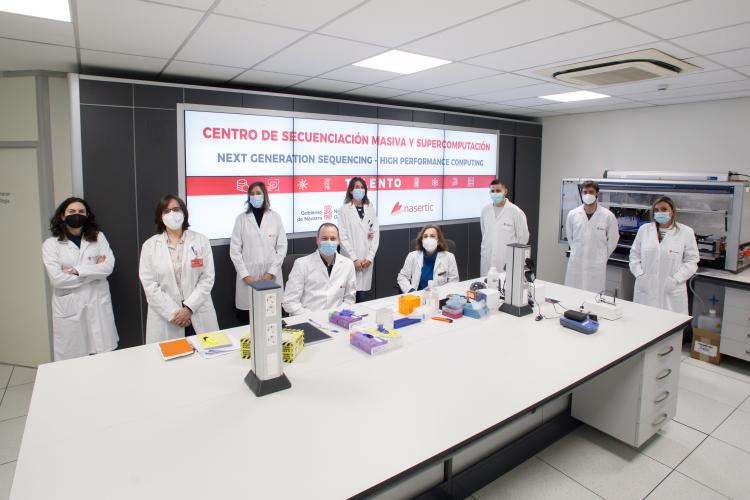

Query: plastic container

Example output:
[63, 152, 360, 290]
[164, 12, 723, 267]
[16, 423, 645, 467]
[697, 309, 722, 333]
[487, 267, 500, 291]
[422, 280, 440, 311]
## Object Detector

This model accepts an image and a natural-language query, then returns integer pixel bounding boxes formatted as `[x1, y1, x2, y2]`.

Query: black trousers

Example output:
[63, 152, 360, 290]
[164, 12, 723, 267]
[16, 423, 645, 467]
[185, 324, 197, 337]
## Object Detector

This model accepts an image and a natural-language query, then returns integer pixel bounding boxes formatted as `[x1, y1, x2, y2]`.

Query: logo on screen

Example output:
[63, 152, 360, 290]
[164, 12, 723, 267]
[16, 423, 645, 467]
[391, 201, 403, 215]
[431, 177, 440, 187]
[236, 179, 249, 193]
[391, 201, 434, 216]
[267, 178, 280, 192]
[296, 178, 308, 191]
[323, 205, 333, 220]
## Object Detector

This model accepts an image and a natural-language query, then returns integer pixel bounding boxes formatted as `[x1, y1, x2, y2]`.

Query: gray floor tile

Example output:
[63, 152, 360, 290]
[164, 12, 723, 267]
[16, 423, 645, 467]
[0, 368, 11, 390]
[474, 456, 600, 500]
[537, 425, 670, 500]
[712, 408, 750, 454]
[639, 420, 706, 468]
[0, 461, 15, 500]
[646, 471, 729, 499]
[677, 436, 750, 500]
[679, 363, 750, 407]
[0, 384, 33, 422]
[7, 368, 35, 388]
[0, 417, 25, 465]
[673, 387, 735, 434]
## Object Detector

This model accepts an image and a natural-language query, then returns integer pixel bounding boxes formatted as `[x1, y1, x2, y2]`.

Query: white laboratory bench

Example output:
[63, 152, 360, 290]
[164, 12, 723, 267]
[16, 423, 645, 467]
[10, 279, 690, 500]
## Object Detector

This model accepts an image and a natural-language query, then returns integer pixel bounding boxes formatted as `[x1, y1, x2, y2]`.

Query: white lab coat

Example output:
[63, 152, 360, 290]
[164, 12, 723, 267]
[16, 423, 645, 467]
[282, 251, 356, 316]
[564, 205, 620, 293]
[338, 202, 379, 291]
[397, 250, 460, 293]
[480, 201, 530, 276]
[41, 233, 119, 361]
[229, 209, 288, 310]
[139, 230, 219, 343]
[629, 222, 699, 314]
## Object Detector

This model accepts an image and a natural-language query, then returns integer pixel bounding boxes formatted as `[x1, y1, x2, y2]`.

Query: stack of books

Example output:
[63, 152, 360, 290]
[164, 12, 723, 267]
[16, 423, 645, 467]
[187, 332, 239, 358]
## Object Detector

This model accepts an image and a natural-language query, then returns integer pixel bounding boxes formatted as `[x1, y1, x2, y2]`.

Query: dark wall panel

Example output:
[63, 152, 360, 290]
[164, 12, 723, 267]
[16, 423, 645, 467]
[81, 105, 143, 348]
[79, 79, 542, 347]
[375, 228, 411, 298]
[514, 138, 542, 263]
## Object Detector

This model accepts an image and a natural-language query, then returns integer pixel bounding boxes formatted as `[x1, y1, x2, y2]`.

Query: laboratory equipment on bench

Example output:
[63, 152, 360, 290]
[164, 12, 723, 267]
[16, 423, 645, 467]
[560, 310, 599, 334]
[499, 243, 534, 317]
[328, 309, 363, 328]
[582, 290, 623, 320]
[559, 176, 750, 272]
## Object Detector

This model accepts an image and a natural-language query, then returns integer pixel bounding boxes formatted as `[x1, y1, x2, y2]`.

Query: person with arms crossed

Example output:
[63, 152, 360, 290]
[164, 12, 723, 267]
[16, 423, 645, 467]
[42, 197, 119, 361]
[139, 195, 219, 343]
[629, 196, 699, 314]
[229, 181, 288, 322]
[282, 223, 356, 316]
[480, 179, 529, 276]
[398, 224, 459, 293]
[564, 180, 620, 292]
[338, 177, 379, 303]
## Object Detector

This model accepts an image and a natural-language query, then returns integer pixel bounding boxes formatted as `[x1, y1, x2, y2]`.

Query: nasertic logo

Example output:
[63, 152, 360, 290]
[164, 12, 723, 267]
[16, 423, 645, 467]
[391, 201, 434, 216]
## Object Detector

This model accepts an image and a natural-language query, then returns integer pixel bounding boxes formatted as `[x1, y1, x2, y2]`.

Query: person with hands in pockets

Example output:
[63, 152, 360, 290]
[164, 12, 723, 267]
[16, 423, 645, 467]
[338, 177, 379, 303]
[139, 195, 218, 343]
[42, 197, 119, 361]
[629, 196, 699, 314]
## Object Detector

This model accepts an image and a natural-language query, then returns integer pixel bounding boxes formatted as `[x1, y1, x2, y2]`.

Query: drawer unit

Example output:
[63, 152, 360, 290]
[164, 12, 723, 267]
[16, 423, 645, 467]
[723, 305, 750, 330]
[722, 320, 750, 343]
[724, 288, 750, 312]
[720, 337, 750, 362]
[572, 332, 681, 448]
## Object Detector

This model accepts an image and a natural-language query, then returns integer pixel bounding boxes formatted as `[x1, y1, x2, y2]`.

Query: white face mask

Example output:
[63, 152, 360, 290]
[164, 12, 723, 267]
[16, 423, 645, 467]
[582, 193, 597, 205]
[422, 237, 438, 253]
[163, 211, 184, 231]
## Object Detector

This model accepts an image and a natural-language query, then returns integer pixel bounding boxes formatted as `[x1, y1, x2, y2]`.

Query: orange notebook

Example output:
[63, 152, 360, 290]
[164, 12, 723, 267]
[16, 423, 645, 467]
[158, 338, 194, 360]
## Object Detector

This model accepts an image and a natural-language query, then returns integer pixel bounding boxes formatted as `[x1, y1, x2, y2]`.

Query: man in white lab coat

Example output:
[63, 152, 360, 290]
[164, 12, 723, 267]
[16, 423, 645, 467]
[282, 223, 357, 316]
[480, 179, 530, 276]
[564, 180, 620, 293]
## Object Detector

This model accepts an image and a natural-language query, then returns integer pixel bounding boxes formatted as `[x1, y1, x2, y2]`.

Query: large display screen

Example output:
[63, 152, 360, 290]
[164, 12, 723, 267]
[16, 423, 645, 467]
[182, 108, 497, 239]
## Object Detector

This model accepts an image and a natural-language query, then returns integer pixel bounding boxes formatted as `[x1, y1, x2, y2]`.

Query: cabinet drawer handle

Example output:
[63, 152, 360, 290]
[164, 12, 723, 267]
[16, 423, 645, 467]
[658, 345, 675, 357]
[656, 368, 672, 380]
[652, 413, 669, 426]
[654, 391, 670, 403]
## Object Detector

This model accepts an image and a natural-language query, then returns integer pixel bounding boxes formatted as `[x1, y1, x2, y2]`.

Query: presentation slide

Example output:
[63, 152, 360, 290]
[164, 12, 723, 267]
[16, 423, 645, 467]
[182, 109, 498, 239]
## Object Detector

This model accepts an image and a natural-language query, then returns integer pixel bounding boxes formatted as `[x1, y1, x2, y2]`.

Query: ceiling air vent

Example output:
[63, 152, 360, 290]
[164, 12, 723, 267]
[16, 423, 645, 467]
[537, 49, 701, 87]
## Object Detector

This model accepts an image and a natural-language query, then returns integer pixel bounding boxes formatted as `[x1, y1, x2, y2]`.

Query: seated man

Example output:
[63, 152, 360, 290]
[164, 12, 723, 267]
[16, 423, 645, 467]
[282, 223, 357, 316]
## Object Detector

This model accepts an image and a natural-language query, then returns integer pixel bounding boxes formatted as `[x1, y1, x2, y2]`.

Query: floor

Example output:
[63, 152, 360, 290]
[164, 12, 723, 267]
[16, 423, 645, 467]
[0, 348, 748, 500]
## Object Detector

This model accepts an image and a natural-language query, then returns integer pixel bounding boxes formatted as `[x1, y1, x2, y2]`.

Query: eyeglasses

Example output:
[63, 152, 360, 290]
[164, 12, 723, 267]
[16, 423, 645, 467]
[162, 207, 182, 214]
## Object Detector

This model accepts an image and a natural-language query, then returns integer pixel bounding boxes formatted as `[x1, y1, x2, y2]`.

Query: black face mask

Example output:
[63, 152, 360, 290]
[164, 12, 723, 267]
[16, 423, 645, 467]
[65, 213, 87, 229]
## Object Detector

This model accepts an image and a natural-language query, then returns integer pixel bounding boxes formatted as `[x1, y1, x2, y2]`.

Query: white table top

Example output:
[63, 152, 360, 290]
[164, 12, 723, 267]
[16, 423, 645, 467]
[696, 266, 750, 286]
[11, 279, 691, 500]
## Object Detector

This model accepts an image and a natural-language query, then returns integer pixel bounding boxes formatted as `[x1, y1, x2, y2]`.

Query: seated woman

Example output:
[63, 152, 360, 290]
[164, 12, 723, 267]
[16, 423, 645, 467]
[397, 224, 459, 293]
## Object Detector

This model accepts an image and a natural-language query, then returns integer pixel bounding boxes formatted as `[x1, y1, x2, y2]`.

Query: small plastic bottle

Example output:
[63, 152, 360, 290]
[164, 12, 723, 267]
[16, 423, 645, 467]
[487, 267, 500, 290]
[697, 309, 722, 333]
[423, 280, 440, 311]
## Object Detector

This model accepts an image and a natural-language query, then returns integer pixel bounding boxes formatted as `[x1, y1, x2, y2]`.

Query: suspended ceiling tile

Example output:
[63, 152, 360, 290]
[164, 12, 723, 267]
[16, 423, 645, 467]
[214, 0, 363, 31]
[709, 47, 750, 68]
[378, 63, 500, 92]
[342, 86, 408, 99]
[162, 60, 244, 82]
[176, 14, 305, 68]
[428, 73, 541, 98]
[80, 49, 167, 76]
[253, 34, 384, 77]
[0, 12, 74, 46]
[319, 0, 517, 47]
[290, 78, 363, 93]
[320, 65, 401, 85]
[576, 0, 684, 18]
[230, 69, 308, 88]
[401, 0, 609, 61]
[471, 82, 579, 103]
[466, 22, 656, 72]
[625, 0, 750, 39]
[76, 0, 203, 58]
[671, 23, 750, 56]
[0, 38, 77, 72]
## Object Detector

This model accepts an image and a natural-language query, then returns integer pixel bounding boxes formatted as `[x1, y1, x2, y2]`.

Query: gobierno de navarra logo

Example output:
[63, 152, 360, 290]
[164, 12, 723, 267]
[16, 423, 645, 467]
[391, 201, 434, 216]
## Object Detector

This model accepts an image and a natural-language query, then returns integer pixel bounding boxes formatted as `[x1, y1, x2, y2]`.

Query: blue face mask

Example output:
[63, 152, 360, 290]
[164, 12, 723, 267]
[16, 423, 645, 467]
[490, 192, 504, 204]
[352, 188, 365, 201]
[249, 194, 264, 209]
[319, 240, 338, 257]
[654, 212, 671, 225]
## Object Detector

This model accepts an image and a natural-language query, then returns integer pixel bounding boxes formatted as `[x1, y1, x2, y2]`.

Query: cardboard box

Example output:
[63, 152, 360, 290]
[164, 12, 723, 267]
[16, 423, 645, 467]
[691, 328, 721, 364]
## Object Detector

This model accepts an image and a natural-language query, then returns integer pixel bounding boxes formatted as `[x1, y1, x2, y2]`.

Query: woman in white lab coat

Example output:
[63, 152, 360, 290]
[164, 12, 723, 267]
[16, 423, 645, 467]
[338, 177, 379, 302]
[629, 196, 699, 314]
[42, 197, 119, 361]
[139, 195, 219, 343]
[282, 223, 357, 316]
[229, 181, 288, 318]
[480, 179, 529, 276]
[398, 224, 459, 293]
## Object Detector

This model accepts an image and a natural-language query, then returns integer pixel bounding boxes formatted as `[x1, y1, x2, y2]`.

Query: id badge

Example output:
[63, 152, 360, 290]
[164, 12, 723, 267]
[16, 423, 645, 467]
[191, 258, 204, 268]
